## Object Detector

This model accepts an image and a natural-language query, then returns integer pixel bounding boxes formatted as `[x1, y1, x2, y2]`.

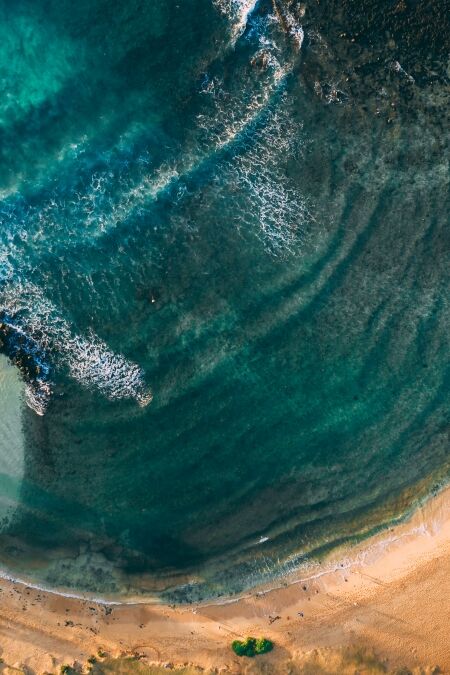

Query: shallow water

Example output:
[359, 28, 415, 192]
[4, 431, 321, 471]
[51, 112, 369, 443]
[0, 0, 448, 600]
[0, 356, 24, 532]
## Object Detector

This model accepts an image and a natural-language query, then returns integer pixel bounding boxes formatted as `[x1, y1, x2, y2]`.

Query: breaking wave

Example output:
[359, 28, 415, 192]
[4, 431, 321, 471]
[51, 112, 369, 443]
[213, 0, 260, 45]
[0, 284, 151, 413]
[0, 0, 304, 413]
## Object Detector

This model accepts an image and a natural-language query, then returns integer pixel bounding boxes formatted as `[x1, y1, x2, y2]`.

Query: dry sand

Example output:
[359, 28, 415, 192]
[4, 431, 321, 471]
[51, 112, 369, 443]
[0, 486, 448, 674]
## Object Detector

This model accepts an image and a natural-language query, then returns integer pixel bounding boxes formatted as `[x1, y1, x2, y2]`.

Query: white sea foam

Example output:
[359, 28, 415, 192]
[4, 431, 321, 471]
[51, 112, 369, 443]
[213, 0, 259, 45]
[193, 9, 308, 252]
[39, 40, 295, 252]
[271, 0, 304, 51]
[205, 92, 309, 253]
[24, 381, 52, 416]
[0, 284, 152, 411]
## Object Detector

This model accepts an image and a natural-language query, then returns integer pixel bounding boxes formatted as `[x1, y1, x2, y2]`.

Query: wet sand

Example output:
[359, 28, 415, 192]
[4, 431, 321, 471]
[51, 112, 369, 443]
[0, 484, 448, 673]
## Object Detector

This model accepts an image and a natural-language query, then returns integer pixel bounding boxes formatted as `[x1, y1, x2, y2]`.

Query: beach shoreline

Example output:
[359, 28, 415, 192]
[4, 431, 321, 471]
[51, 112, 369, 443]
[0, 482, 448, 673]
[0, 476, 447, 607]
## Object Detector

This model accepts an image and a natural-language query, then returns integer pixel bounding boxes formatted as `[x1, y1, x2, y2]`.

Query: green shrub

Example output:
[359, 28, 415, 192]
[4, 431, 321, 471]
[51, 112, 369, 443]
[255, 637, 273, 654]
[232, 637, 273, 657]
[232, 638, 253, 656]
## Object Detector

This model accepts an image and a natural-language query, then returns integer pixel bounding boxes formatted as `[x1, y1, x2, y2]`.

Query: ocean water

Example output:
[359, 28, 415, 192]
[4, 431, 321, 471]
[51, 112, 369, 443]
[0, 0, 448, 601]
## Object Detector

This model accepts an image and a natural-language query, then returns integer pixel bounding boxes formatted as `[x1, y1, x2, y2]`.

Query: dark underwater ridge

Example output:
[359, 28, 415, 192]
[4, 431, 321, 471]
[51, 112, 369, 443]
[0, 0, 448, 602]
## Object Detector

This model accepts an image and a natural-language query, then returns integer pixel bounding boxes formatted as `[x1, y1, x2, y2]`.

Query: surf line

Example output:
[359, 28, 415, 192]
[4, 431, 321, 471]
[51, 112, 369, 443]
[4, 1, 304, 264]
[89, 0, 304, 243]
[2, 63, 292, 268]
[0, 283, 152, 414]
[77, 67, 300, 250]
[213, 0, 261, 47]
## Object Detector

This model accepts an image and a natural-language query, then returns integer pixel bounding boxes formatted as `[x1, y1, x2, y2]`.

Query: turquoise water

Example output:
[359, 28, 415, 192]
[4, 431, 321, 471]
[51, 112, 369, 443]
[0, 0, 448, 601]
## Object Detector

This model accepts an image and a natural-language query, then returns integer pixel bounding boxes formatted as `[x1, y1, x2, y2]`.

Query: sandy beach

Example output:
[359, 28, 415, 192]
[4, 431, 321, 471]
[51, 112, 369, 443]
[0, 484, 448, 673]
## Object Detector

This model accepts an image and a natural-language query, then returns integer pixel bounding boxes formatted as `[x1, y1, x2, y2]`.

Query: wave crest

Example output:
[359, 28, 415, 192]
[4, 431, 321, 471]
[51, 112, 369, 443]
[0, 284, 152, 412]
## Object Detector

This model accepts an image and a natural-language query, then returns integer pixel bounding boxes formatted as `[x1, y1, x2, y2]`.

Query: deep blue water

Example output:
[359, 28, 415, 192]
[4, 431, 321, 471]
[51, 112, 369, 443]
[0, 0, 448, 601]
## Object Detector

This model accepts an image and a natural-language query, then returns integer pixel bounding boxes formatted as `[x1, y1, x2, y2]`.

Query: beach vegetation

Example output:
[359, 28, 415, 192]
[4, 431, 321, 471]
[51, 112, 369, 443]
[255, 637, 273, 654]
[85, 656, 206, 674]
[231, 636, 273, 657]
